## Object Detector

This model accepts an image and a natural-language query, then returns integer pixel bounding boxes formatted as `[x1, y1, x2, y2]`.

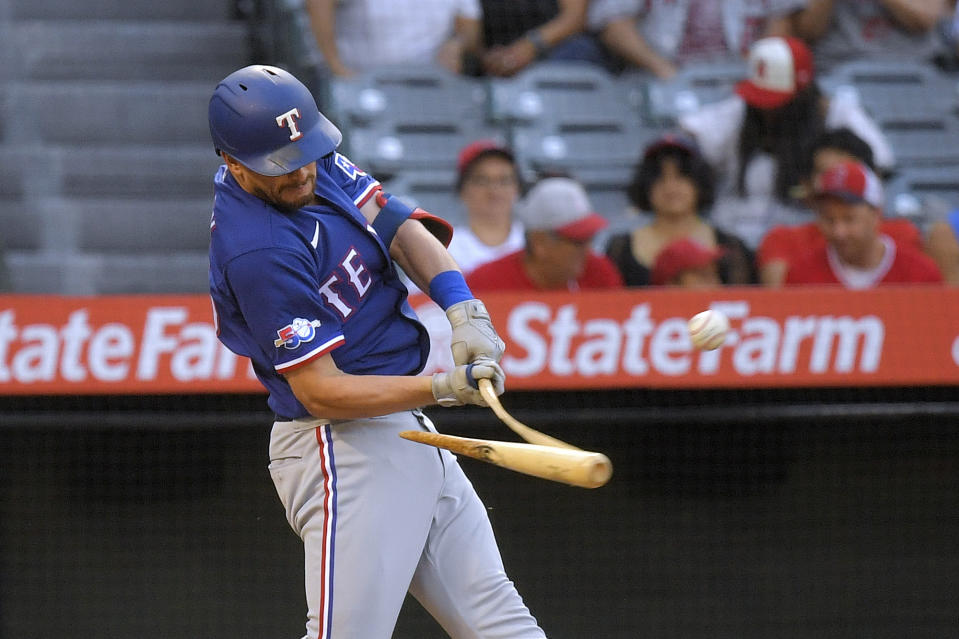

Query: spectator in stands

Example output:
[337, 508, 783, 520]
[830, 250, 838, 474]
[467, 177, 623, 291]
[679, 35, 894, 250]
[650, 238, 725, 287]
[605, 134, 756, 286]
[924, 210, 959, 285]
[757, 128, 921, 286]
[587, 0, 807, 78]
[479, 0, 612, 76]
[447, 140, 525, 274]
[306, 0, 482, 77]
[790, 0, 949, 72]
[785, 159, 942, 286]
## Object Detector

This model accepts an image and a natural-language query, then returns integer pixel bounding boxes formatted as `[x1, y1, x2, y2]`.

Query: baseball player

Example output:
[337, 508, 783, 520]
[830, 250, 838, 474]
[207, 65, 546, 638]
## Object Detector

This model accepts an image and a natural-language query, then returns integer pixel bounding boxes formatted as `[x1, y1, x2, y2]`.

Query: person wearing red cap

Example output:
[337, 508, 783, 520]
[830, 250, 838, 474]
[757, 127, 922, 286]
[467, 177, 624, 291]
[447, 139, 525, 275]
[605, 133, 757, 286]
[679, 35, 894, 250]
[650, 238, 725, 287]
[587, 0, 807, 79]
[785, 160, 942, 287]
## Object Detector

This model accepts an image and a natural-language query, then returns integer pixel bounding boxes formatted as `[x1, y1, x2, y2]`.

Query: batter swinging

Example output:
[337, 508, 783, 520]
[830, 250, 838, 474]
[207, 65, 546, 638]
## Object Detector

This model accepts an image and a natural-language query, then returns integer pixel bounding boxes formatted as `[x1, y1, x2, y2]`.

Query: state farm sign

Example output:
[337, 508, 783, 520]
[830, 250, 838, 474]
[1, 286, 957, 395]
[499, 300, 883, 379]
[0, 296, 257, 394]
[419, 285, 958, 389]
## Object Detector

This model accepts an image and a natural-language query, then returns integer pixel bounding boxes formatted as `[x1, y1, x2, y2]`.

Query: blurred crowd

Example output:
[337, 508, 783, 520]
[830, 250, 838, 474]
[305, 0, 959, 80]
[302, 0, 959, 292]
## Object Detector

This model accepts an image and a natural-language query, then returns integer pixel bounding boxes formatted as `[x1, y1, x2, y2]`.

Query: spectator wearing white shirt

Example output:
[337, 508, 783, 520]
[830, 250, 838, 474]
[587, 0, 808, 78]
[790, 0, 949, 72]
[446, 140, 525, 275]
[306, 0, 482, 77]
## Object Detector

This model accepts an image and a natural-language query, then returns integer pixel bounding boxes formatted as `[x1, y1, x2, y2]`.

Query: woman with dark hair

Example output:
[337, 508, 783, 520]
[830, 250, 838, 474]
[679, 36, 894, 250]
[605, 134, 757, 286]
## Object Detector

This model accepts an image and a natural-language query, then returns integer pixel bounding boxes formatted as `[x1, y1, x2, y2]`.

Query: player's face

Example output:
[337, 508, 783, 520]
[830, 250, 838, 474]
[816, 198, 880, 267]
[460, 156, 520, 222]
[648, 158, 698, 219]
[226, 155, 318, 212]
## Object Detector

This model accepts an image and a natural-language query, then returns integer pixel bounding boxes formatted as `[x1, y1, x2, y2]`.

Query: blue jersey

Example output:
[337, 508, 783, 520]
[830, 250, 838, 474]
[209, 152, 430, 418]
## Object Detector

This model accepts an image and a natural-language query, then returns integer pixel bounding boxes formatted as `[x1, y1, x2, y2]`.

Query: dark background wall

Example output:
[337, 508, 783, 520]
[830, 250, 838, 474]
[2, 389, 958, 639]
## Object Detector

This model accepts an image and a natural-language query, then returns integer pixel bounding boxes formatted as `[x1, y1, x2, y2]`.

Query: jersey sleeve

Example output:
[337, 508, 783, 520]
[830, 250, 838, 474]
[326, 152, 381, 208]
[225, 248, 346, 373]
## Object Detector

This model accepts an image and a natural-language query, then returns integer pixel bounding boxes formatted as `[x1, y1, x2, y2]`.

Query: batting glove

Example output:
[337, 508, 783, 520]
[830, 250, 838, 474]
[446, 299, 506, 365]
[431, 357, 505, 407]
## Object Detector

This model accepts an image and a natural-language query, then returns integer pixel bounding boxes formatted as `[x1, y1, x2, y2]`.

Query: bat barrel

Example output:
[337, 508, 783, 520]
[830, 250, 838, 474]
[400, 430, 613, 489]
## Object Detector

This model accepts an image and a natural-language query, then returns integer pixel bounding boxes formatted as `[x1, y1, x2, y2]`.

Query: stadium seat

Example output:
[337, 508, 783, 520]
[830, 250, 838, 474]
[820, 59, 959, 118]
[380, 169, 465, 226]
[329, 65, 502, 176]
[510, 119, 658, 178]
[329, 64, 490, 128]
[877, 112, 959, 168]
[492, 62, 659, 176]
[489, 61, 631, 125]
[884, 165, 959, 227]
[638, 57, 747, 125]
[343, 118, 505, 178]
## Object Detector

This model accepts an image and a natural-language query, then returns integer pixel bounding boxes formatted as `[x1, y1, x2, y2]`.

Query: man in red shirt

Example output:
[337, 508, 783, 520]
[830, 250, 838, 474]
[785, 160, 941, 287]
[757, 127, 921, 287]
[467, 177, 623, 291]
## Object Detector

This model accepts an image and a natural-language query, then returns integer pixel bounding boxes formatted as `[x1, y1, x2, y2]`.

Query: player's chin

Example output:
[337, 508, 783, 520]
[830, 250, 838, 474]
[274, 191, 316, 212]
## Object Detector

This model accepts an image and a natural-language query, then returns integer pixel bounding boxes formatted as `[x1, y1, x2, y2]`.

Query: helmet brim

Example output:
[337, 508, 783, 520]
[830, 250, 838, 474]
[227, 111, 343, 177]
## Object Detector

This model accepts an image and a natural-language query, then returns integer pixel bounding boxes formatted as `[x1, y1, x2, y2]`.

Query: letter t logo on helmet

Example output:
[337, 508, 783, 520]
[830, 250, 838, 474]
[276, 108, 304, 142]
[208, 65, 343, 176]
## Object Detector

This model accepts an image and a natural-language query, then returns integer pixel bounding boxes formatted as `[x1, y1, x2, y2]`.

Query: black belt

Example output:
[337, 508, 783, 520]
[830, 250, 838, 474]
[274, 413, 297, 422]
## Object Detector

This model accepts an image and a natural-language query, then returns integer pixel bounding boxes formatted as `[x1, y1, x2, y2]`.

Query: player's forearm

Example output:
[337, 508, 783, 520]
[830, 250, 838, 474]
[297, 373, 435, 419]
[391, 218, 460, 292]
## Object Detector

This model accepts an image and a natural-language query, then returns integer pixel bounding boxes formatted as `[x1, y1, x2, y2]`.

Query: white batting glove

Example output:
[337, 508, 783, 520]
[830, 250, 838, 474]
[446, 299, 506, 365]
[431, 357, 505, 407]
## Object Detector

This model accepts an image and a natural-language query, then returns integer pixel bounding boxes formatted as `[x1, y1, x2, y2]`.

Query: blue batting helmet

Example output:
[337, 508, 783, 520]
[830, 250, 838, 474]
[209, 65, 342, 176]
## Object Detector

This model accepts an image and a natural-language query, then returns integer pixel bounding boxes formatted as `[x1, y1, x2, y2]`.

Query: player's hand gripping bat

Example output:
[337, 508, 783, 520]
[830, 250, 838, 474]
[401, 380, 612, 489]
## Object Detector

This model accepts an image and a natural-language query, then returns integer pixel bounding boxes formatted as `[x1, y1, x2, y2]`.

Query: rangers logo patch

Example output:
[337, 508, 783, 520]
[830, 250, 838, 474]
[274, 318, 322, 349]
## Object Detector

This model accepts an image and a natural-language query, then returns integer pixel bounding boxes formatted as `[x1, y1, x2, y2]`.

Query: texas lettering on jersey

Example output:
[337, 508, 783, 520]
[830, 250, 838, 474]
[272, 243, 375, 354]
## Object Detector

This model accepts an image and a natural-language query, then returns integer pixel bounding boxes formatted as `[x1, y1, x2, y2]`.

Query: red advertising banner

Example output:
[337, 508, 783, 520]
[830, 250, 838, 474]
[0, 287, 957, 395]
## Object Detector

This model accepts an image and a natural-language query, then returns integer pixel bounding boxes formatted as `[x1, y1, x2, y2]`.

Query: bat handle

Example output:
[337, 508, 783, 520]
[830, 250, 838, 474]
[478, 379, 582, 451]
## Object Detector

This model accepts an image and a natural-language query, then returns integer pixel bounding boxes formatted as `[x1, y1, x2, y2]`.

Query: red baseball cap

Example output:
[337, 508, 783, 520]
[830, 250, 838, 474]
[735, 36, 814, 110]
[813, 159, 883, 208]
[651, 238, 725, 286]
[456, 139, 515, 187]
[518, 177, 608, 242]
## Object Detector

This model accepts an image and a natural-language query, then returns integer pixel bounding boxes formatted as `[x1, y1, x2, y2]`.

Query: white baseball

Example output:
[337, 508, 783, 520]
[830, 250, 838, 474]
[687, 309, 729, 351]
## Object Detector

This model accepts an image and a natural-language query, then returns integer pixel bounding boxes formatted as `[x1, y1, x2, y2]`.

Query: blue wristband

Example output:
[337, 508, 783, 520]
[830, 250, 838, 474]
[429, 270, 474, 310]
